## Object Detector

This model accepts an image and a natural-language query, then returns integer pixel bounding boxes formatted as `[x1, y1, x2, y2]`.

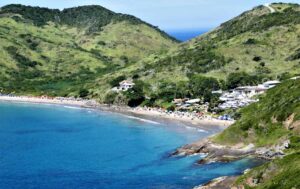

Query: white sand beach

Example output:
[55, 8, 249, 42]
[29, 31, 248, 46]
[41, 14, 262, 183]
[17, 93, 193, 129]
[0, 95, 234, 128]
[0, 95, 96, 107]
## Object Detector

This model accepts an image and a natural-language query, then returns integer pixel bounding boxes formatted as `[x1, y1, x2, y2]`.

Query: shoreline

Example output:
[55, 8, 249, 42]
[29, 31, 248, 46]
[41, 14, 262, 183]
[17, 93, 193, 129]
[0, 95, 252, 189]
[0, 95, 233, 130]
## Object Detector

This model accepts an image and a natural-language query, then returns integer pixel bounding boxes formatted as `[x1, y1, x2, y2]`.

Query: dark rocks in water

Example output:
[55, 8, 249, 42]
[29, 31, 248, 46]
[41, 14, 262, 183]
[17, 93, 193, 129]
[173, 137, 290, 165]
[173, 139, 255, 164]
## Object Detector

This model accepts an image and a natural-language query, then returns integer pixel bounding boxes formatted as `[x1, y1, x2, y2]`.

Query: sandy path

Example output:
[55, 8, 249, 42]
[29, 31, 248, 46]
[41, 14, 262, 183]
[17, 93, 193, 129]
[264, 3, 275, 13]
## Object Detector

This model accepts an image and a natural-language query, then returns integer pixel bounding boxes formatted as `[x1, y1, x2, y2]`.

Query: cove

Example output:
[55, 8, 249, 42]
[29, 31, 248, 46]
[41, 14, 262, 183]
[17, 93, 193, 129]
[0, 102, 261, 189]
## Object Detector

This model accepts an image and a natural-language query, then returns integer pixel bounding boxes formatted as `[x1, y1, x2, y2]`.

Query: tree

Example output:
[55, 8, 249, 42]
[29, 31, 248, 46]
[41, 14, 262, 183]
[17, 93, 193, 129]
[226, 72, 264, 89]
[189, 75, 220, 99]
[124, 80, 145, 107]
[109, 75, 126, 87]
[176, 81, 190, 99]
[79, 89, 89, 98]
[104, 91, 118, 104]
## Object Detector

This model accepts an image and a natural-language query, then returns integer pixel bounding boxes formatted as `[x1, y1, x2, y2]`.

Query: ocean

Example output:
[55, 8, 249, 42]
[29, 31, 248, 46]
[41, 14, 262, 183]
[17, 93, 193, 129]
[0, 102, 261, 189]
[168, 30, 209, 42]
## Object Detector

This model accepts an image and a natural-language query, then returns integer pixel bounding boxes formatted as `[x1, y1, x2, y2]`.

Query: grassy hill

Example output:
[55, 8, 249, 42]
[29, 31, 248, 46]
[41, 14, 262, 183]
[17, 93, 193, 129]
[0, 4, 177, 97]
[1, 3, 300, 106]
[128, 3, 300, 84]
[212, 79, 300, 188]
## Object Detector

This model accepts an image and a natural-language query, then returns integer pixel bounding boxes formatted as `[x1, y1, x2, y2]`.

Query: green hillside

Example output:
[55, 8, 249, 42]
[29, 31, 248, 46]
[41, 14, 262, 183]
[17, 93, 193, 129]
[0, 4, 177, 97]
[129, 3, 300, 84]
[1, 3, 300, 106]
[214, 79, 300, 146]
[212, 79, 300, 188]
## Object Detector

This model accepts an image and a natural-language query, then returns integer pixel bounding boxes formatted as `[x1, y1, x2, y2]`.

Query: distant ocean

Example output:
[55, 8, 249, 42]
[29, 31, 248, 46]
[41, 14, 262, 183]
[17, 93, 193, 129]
[168, 29, 209, 42]
[0, 102, 262, 189]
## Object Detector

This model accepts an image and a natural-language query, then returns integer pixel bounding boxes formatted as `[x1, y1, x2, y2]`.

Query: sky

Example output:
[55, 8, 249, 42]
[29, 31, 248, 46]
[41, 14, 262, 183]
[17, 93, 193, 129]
[1, 0, 299, 32]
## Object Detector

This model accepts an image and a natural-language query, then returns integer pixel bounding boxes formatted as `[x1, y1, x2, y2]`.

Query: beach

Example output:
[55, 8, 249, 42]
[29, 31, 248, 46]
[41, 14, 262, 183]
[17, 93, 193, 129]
[0, 95, 233, 129]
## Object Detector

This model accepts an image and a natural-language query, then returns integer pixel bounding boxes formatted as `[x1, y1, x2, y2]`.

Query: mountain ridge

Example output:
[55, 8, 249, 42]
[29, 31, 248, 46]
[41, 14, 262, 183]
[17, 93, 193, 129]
[129, 3, 300, 84]
[0, 4, 178, 41]
[0, 4, 177, 97]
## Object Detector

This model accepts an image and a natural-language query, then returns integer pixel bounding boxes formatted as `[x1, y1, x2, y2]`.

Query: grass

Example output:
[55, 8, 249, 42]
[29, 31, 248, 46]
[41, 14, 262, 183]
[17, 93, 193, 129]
[212, 79, 300, 188]
[126, 3, 300, 83]
[235, 152, 300, 189]
[213, 79, 300, 146]
[0, 8, 176, 98]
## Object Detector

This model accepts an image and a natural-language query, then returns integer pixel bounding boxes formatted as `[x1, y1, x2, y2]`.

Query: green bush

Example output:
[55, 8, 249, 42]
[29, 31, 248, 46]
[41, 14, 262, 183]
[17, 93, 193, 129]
[104, 91, 118, 104]
[226, 72, 265, 89]
[124, 80, 145, 107]
[109, 75, 126, 87]
[79, 89, 89, 98]
[190, 75, 220, 99]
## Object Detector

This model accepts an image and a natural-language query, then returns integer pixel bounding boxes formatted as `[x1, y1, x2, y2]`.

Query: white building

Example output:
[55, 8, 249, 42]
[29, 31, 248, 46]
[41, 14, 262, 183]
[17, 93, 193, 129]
[119, 80, 135, 91]
[112, 80, 135, 92]
[263, 80, 281, 89]
[218, 80, 281, 110]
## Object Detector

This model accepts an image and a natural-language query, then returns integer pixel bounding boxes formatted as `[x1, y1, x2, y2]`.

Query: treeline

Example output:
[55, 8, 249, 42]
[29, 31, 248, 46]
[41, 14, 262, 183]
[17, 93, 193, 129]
[104, 71, 271, 110]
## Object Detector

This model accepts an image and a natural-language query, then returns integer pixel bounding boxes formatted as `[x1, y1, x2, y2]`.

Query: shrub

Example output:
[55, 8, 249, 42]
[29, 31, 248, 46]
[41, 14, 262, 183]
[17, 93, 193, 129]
[190, 75, 220, 99]
[109, 75, 126, 87]
[104, 91, 118, 104]
[124, 80, 145, 107]
[253, 56, 262, 62]
[244, 38, 257, 45]
[79, 89, 89, 98]
[226, 72, 264, 89]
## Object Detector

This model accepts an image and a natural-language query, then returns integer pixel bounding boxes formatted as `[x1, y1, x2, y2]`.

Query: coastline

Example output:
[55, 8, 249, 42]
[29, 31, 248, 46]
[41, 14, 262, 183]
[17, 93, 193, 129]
[0, 95, 258, 188]
[0, 95, 233, 130]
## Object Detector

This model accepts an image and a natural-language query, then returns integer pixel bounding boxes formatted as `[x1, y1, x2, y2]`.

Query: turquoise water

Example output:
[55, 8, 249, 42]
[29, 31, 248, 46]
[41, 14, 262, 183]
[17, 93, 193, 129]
[0, 102, 261, 189]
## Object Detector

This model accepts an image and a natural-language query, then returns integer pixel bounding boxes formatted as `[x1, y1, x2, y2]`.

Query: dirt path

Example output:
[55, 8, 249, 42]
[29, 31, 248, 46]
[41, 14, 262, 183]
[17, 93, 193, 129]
[264, 3, 275, 13]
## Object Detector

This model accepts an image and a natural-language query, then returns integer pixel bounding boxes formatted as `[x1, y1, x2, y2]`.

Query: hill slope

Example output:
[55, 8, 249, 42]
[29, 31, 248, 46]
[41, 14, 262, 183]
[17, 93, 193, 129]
[0, 4, 177, 97]
[129, 3, 300, 84]
[213, 79, 300, 188]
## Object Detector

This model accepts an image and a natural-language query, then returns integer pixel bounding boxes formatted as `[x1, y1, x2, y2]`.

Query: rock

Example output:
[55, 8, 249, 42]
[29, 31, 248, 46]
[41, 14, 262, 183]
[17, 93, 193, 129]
[193, 176, 238, 189]
[174, 139, 256, 165]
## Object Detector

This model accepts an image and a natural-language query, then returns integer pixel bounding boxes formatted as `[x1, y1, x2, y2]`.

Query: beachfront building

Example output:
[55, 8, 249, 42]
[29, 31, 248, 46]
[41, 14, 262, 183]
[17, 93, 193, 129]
[218, 80, 281, 110]
[111, 80, 135, 92]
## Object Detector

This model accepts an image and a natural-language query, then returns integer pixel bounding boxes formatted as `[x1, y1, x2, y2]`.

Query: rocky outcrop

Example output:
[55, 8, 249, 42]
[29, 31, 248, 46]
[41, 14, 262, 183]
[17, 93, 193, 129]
[173, 139, 256, 164]
[173, 139, 290, 163]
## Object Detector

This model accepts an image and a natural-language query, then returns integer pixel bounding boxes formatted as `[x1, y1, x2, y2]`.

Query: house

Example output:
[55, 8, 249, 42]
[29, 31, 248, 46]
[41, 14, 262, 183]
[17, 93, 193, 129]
[111, 80, 135, 92]
[217, 80, 281, 110]
[119, 80, 135, 91]
[235, 86, 268, 98]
